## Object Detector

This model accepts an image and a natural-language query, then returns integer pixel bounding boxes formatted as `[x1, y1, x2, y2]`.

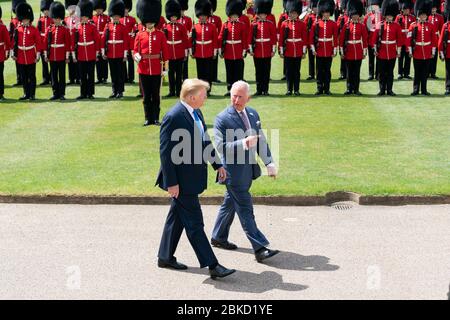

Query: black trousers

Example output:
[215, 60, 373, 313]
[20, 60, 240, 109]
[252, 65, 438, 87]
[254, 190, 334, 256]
[196, 58, 213, 92]
[346, 59, 362, 92]
[20, 63, 36, 97]
[413, 58, 431, 93]
[139, 74, 161, 122]
[212, 56, 219, 81]
[340, 57, 347, 78]
[68, 55, 79, 83]
[446, 58, 450, 91]
[109, 58, 125, 95]
[398, 46, 411, 77]
[316, 56, 333, 93]
[41, 59, 50, 83]
[182, 58, 189, 80]
[285, 57, 302, 92]
[168, 59, 184, 96]
[225, 59, 244, 91]
[15, 61, 22, 84]
[96, 56, 108, 81]
[0, 62, 4, 95]
[377, 58, 396, 93]
[158, 195, 218, 268]
[308, 48, 315, 77]
[368, 46, 378, 78]
[429, 52, 438, 77]
[50, 61, 66, 97]
[253, 57, 272, 93]
[78, 60, 95, 97]
[124, 51, 134, 82]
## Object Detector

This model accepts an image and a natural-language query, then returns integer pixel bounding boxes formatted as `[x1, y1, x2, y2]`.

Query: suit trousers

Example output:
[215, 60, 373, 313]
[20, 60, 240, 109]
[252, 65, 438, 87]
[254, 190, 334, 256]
[377, 58, 396, 93]
[413, 58, 430, 93]
[225, 59, 244, 91]
[20, 63, 36, 98]
[253, 57, 272, 93]
[109, 58, 125, 95]
[50, 61, 66, 97]
[285, 57, 302, 92]
[96, 56, 108, 81]
[212, 184, 269, 252]
[398, 46, 411, 77]
[168, 58, 184, 96]
[78, 60, 95, 97]
[158, 194, 218, 268]
[316, 56, 332, 93]
[346, 59, 362, 92]
[139, 74, 161, 122]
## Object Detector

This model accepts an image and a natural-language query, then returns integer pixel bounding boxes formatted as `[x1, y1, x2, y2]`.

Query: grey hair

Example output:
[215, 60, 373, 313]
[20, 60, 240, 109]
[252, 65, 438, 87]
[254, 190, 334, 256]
[230, 81, 250, 94]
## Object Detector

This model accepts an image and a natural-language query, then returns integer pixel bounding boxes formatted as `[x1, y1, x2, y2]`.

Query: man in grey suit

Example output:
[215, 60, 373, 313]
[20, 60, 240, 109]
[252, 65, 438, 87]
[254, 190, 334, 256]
[211, 80, 280, 263]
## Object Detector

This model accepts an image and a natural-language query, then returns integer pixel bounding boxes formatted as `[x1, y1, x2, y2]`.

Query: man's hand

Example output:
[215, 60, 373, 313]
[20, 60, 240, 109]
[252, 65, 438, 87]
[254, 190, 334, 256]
[267, 163, 277, 179]
[244, 135, 259, 148]
[168, 185, 179, 199]
[217, 167, 227, 183]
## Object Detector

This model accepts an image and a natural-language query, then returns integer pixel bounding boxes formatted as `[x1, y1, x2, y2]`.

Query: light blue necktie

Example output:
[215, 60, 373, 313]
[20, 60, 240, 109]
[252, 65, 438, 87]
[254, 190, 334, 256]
[192, 109, 204, 138]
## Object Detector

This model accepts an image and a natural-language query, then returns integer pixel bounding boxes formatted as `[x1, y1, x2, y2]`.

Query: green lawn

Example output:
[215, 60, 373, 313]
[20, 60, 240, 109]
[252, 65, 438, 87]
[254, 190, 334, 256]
[0, 0, 449, 196]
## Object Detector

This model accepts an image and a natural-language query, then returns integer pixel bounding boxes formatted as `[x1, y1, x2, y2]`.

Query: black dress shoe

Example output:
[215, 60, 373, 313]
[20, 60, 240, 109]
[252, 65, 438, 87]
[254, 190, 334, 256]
[422, 91, 431, 96]
[354, 91, 362, 96]
[158, 258, 188, 270]
[338, 75, 346, 80]
[387, 91, 396, 96]
[224, 92, 231, 97]
[0, 95, 5, 101]
[367, 76, 374, 81]
[404, 75, 412, 79]
[315, 91, 322, 95]
[285, 91, 292, 96]
[29, 95, 36, 101]
[95, 80, 102, 84]
[294, 91, 300, 96]
[213, 79, 222, 83]
[67, 81, 75, 86]
[143, 120, 152, 126]
[39, 81, 50, 86]
[60, 96, 66, 100]
[430, 75, 438, 79]
[109, 93, 117, 99]
[154, 120, 161, 126]
[264, 92, 270, 96]
[19, 95, 29, 100]
[50, 95, 60, 100]
[13, 82, 22, 87]
[306, 76, 314, 80]
[166, 93, 176, 98]
[377, 91, 385, 96]
[397, 75, 404, 80]
[255, 248, 280, 263]
[344, 90, 352, 95]
[209, 264, 236, 279]
[88, 95, 95, 99]
[324, 91, 332, 95]
[211, 239, 238, 250]
[115, 93, 123, 99]
[445, 90, 450, 96]
[411, 91, 419, 96]
[136, 94, 143, 98]
[253, 91, 262, 96]
[280, 76, 286, 81]
[76, 95, 86, 100]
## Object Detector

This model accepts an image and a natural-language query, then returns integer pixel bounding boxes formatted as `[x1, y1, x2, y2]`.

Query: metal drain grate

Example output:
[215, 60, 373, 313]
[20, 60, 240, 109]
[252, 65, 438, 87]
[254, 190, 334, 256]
[330, 201, 354, 211]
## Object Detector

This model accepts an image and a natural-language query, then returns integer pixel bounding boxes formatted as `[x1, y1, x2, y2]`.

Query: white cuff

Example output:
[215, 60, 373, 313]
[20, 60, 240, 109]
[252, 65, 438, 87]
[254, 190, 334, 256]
[333, 47, 337, 55]
[124, 50, 128, 58]
[242, 49, 246, 56]
[272, 45, 276, 53]
[66, 52, 70, 59]
[185, 49, 189, 57]
[214, 48, 218, 56]
[133, 52, 141, 62]
[101, 48, 105, 56]
[72, 51, 76, 59]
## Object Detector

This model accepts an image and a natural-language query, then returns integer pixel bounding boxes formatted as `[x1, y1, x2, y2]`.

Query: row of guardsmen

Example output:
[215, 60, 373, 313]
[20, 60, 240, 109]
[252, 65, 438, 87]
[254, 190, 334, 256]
[0, 0, 450, 127]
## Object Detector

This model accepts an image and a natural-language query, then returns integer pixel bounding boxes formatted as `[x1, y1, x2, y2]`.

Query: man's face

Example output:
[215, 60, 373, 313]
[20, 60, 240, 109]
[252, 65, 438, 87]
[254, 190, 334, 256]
[43, 10, 49, 16]
[386, 15, 393, 22]
[112, 15, 120, 22]
[190, 88, 208, 109]
[322, 12, 330, 20]
[96, 9, 103, 15]
[419, 13, 427, 21]
[289, 11, 299, 19]
[230, 14, 239, 21]
[231, 87, 250, 112]
[258, 13, 267, 20]
[54, 18, 62, 24]
[22, 19, 30, 25]
[170, 16, 178, 22]
[403, 8, 410, 15]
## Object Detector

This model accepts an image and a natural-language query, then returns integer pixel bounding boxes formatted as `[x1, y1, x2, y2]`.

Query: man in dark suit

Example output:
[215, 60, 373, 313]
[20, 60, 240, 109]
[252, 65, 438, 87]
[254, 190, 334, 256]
[156, 78, 236, 279]
[211, 80, 280, 263]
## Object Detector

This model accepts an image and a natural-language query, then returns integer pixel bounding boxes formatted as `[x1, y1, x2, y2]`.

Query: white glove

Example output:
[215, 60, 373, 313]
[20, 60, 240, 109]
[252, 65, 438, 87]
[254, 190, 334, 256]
[36, 52, 41, 62]
[440, 51, 445, 60]
[133, 52, 142, 62]
[266, 163, 277, 177]
[162, 70, 168, 77]
[333, 47, 337, 56]
[303, 46, 307, 55]
[339, 47, 344, 56]
[124, 50, 128, 59]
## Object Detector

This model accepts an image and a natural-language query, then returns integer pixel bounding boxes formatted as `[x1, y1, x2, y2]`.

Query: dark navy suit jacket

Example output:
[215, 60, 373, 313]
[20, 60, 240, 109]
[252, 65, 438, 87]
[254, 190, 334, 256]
[156, 101, 222, 195]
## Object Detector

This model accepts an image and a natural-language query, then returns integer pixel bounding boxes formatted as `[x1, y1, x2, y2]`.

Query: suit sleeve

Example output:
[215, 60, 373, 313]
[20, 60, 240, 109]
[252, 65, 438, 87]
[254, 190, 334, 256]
[159, 115, 178, 187]
[213, 116, 246, 159]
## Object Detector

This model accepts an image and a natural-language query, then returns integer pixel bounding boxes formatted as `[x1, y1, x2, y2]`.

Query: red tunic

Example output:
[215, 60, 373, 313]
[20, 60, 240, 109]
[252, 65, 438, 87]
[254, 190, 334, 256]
[191, 22, 218, 59]
[13, 24, 42, 65]
[37, 16, 53, 53]
[277, 12, 289, 34]
[208, 14, 222, 35]
[92, 14, 109, 39]
[364, 11, 383, 47]
[156, 16, 167, 30]
[370, 21, 403, 60]
[0, 22, 11, 62]
[44, 24, 71, 61]
[249, 19, 277, 58]
[76, 22, 101, 61]
[219, 19, 248, 60]
[310, 19, 338, 57]
[407, 21, 438, 60]
[428, 13, 444, 38]
[134, 29, 168, 75]
[163, 21, 189, 60]
[339, 21, 368, 60]
[278, 18, 308, 58]
[120, 14, 138, 50]
[395, 14, 416, 46]
[102, 22, 129, 59]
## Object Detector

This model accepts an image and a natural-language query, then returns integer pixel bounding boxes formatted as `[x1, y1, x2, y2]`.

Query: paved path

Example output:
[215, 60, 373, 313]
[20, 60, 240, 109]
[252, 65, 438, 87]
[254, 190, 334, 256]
[0, 203, 449, 299]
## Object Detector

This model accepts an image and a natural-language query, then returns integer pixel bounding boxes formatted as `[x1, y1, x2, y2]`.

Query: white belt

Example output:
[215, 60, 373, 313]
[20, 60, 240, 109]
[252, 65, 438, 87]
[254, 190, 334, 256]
[226, 40, 242, 44]
[196, 40, 212, 44]
[50, 44, 65, 48]
[381, 40, 397, 44]
[415, 41, 431, 46]
[78, 41, 94, 46]
[347, 40, 362, 44]
[40, 33, 45, 36]
[0, 42, 4, 46]
[287, 38, 303, 43]
[18, 45, 35, 50]
[318, 37, 333, 42]
[99, 32, 104, 35]
[167, 40, 182, 45]
[108, 40, 124, 44]
[402, 29, 408, 33]
[447, 40, 450, 43]
[255, 38, 270, 42]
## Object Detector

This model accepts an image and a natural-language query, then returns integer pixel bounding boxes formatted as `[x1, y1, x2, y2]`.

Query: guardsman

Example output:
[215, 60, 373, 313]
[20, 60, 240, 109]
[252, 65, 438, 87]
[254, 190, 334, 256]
[428, 0, 444, 78]
[37, 0, 53, 85]
[64, 0, 79, 85]
[191, 0, 218, 95]
[279, 0, 308, 95]
[249, 0, 276, 96]
[364, 0, 382, 80]
[44, 1, 71, 100]
[209, 0, 223, 83]
[11, 2, 42, 100]
[75, 0, 101, 99]
[163, 0, 189, 97]
[177, 0, 192, 80]
[219, 0, 248, 96]
[10, 0, 26, 86]
[0, 5, 11, 100]
[336, 0, 349, 80]
[396, 0, 416, 79]
[304, 0, 318, 80]
[134, 0, 168, 126]
[339, 0, 368, 95]
[92, 0, 109, 84]
[372, 0, 403, 96]
[408, 0, 438, 95]
[278, 0, 289, 81]
[311, 0, 338, 95]
[239, 0, 251, 78]
[438, 0, 450, 94]
[120, 0, 137, 83]
[102, 0, 129, 99]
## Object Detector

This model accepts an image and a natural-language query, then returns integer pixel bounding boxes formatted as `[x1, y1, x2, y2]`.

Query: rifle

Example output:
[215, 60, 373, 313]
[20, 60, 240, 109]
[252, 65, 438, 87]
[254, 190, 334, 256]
[191, 27, 197, 55]
[411, 25, 417, 55]
[314, 21, 319, 49]
[104, 25, 110, 56]
[251, 23, 257, 52]
[222, 25, 228, 55]
[377, 22, 384, 53]
[343, 23, 350, 56]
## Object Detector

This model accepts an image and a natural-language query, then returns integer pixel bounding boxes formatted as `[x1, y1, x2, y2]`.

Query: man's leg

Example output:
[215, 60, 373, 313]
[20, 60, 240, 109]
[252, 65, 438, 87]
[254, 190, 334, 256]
[211, 190, 236, 243]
